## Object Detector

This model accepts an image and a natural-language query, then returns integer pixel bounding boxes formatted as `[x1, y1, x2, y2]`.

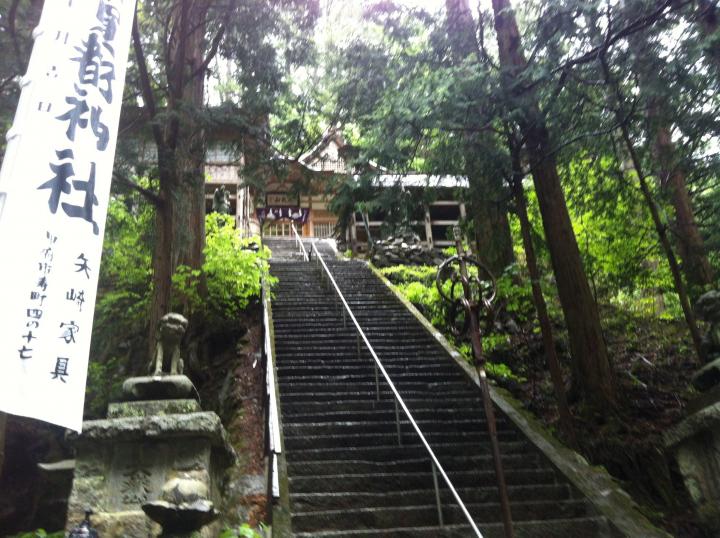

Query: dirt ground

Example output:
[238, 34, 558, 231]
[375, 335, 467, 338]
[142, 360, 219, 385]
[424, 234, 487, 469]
[486, 309, 706, 537]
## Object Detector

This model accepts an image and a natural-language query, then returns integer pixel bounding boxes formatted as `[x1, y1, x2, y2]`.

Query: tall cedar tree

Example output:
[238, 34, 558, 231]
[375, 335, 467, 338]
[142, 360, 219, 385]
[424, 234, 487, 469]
[444, 0, 514, 275]
[634, 35, 716, 294]
[490, 0, 618, 410]
[598, 51, 705, 362]
[697, 0, 720, 71]
[132, 0, 221, 351]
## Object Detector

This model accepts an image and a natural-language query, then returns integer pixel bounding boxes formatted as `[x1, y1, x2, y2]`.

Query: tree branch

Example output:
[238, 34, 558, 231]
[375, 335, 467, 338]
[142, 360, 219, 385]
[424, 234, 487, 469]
[191, 24, 225, 80]
[7, 0, 24, 74]
[132, 6, 164, 147]
[112, 171, 162, 207]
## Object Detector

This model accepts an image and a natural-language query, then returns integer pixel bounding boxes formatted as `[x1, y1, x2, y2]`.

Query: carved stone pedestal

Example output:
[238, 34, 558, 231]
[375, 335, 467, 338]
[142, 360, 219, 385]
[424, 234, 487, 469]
[665, 400, 720, 536]
[66, 376, 236, 537]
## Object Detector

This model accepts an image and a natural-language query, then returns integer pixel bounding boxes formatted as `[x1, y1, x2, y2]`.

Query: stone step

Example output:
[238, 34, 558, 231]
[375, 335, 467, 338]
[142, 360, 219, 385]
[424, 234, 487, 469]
[277, 363, 459, 377]
[284, 441, 533, 463]
[292, 499, 589, 532]
[283, 418, 515, 437]
[278, 388, 478, 403]
[290, 483, 573, 512]
[277, 380, 472, 394]
[277, 372, 466, 386]
[287, 468, 559, 493]
[281, 407, 496, 424]
[280, 397, 482, 415]
[275, 345, 447, 356]
[275, 354, 447, 365]
[287, 453, 542, 476]
[274, 342, 446, 352]
[292, 517, 613, 538]
[273, 329, 432, 339]
[283, 430, 524, 450]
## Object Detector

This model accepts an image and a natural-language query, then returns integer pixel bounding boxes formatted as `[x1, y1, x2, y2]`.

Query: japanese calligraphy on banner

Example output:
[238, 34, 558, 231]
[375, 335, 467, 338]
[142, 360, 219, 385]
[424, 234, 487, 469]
[0, 0, 136, 432]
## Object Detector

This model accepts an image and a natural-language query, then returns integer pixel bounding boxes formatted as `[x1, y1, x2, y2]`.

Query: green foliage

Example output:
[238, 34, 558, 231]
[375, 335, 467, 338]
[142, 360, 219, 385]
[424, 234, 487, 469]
[95, 190, 154, 329]
[485, 361, 525, 383]
[383, 263, 526, 383]
[85, 356, 125, 419]
[495, 264, 536, 323]
[381, 264, 437, 286]
[219, 523, 268, 538]
[87, 186, 155, 414]
[381, 265, 448, 327]
[172, 214, 276, 321]
[458, 340, 525, 383]
[6, 531, 64, 538]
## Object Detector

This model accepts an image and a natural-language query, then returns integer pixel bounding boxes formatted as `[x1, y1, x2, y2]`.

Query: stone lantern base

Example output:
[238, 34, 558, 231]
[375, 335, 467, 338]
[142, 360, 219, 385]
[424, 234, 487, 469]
[65, 376, 236, 537]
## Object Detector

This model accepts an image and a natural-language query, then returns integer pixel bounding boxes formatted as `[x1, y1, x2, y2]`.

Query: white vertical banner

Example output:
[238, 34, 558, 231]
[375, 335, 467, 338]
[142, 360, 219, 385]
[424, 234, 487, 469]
[0, 0, 137, 432]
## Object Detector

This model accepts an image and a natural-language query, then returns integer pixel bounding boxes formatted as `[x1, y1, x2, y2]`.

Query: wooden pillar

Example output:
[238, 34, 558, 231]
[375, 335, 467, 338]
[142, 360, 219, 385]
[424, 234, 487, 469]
[424, 204, 434, 248]
[459, 201, 467, 219]
[235, 182, 242, 232]
[350, 212, 358, 253]
[307, 196, 314, 237]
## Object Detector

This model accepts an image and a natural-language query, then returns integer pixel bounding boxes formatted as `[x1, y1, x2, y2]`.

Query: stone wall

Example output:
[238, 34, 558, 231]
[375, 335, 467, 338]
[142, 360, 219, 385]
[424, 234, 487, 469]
[370, 231, 444, 268]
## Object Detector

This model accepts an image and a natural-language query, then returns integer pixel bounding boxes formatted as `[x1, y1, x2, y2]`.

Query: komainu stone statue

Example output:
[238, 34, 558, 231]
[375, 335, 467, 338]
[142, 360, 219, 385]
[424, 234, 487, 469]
[150, 313, 189, 376]
[212, 186, 231, 214]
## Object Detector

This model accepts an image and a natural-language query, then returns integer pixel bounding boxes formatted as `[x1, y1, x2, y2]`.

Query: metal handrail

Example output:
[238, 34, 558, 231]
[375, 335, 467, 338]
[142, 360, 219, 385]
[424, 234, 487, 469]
[310, 243, 483, 537]
[291, 222, 309, 261]
[262, 279, 282, 499]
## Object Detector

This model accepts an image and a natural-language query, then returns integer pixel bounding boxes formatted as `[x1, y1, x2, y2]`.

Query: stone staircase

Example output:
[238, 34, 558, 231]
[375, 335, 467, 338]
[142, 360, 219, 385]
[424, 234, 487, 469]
[263, 237, 337, 262]
[269, 256, 622, 537]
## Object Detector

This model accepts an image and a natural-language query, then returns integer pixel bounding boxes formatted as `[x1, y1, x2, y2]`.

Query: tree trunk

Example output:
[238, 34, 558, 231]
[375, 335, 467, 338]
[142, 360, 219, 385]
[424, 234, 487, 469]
[697, 0, 720, 71]
[619, 125, 705, 362]
[507, 134, 576, 445]
[629, 25, 716, 297]
[445, 0, 515, 276]
[599, 57, 705, 362]
[652, 123, 714, 294]
[145, 0, 209, 359]
[490, 0, 617, 410]
[470, 171, 515, 276]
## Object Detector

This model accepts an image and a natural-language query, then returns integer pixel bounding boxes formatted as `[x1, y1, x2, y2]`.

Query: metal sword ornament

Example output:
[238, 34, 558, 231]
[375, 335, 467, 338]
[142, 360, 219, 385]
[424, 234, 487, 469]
[436, 226, 514, 538]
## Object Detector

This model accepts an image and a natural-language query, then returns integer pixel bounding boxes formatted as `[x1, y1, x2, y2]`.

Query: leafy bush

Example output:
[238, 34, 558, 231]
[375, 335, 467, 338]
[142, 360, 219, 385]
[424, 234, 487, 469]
[495, 264, 536, 323]
[8, 529, 65, 538]
[88, 203, 272, 416]
[381, 263, 527, 382]
[85, 356, 125, 418]
[87, 189, 154, 415]
[381, 264, 437, 286]
[458, 341, 525, 383]
[219, 523, 268, 538]
[172, 213, 276, 321]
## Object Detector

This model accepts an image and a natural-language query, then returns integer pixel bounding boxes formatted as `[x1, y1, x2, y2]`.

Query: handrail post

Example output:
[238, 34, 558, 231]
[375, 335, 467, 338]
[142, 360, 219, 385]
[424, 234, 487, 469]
[394, 399, 402, 445]
[291, 222, 309, 262]
[432, 462, 444, 527]
[375, 364, 380, 402]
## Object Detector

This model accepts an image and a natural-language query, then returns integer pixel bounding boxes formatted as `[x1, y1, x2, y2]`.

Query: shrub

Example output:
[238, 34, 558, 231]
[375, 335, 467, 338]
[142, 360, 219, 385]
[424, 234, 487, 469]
[172, 213, 276, 321]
